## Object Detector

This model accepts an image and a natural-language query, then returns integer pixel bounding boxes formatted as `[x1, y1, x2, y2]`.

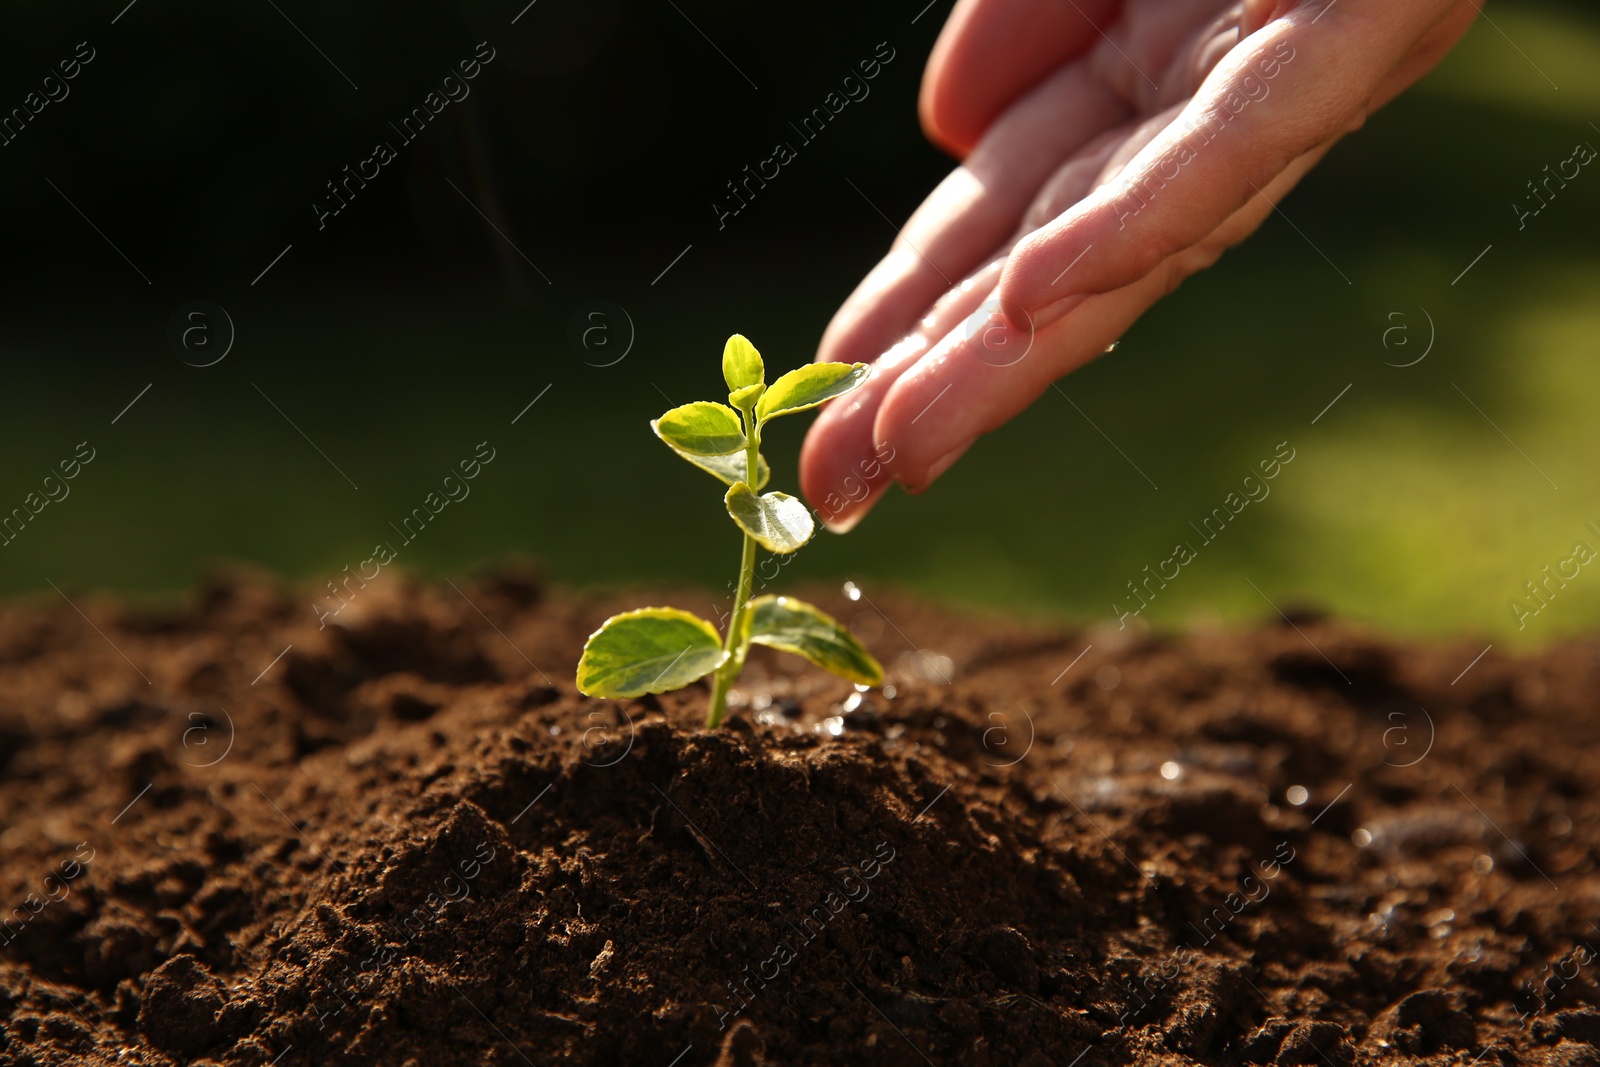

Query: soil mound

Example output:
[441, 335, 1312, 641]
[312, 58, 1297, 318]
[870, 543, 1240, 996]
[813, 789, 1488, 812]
[0, 572, 1595, 1066]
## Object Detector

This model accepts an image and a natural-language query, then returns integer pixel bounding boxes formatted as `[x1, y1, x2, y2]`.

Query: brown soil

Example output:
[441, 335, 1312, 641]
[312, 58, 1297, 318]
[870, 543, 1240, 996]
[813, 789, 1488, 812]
[1, 570, 1597, 1067]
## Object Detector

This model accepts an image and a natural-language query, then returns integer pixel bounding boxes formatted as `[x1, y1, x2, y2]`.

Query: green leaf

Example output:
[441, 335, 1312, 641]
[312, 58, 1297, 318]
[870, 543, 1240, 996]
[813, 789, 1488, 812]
[662, 442, 770, 490]
[722, 334, 765, 391]
[747, 595, 884, 686]
[728, 383, 765, 414]
[756, 362, 870, 423]
[724, 483, 815, 554]
[576, 608, 728, 698]
[652, 402, 745, 456]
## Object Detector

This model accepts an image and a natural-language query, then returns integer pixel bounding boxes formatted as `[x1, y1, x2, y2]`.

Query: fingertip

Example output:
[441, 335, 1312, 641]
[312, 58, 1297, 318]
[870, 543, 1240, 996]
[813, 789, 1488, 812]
[819, 484, 889, 534]
[816, 249, 939, 367]
[1003, 202, 1110, 305]
[919, 0, 1110, 159]
[872, 336, 984, 481]
[799, 348, 918, 525]
[897, 438, 976, 495]
[918, 74, 976, 159]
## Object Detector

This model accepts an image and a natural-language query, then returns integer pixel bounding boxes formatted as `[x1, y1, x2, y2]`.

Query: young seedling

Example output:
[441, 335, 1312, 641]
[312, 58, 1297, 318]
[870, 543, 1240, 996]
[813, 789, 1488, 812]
[576, 334, 884, 728]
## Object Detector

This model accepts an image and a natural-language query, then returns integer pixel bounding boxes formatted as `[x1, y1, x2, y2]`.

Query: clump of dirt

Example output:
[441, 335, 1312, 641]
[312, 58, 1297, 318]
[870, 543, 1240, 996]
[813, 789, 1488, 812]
[0, 569, 1596, 1066]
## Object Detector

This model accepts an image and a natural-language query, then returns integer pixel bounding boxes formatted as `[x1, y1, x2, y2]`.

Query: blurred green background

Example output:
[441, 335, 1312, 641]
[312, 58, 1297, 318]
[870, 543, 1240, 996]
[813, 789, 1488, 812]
[1, 0, 1597, 645]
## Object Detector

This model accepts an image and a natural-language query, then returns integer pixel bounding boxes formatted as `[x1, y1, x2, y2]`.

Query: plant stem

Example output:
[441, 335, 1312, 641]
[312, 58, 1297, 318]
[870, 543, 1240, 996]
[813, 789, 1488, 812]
[707, 531, 756, 728]
[706, 416, 762, 729]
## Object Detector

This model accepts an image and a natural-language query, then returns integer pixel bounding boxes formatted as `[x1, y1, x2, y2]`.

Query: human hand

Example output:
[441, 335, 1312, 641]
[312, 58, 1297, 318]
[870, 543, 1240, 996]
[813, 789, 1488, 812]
[800, 0, 1477, 531]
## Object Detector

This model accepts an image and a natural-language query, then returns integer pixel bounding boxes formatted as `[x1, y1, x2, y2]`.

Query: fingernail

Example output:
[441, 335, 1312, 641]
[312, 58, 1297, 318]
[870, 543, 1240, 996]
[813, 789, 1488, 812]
[925, 444, 969, 483]
[823, 511, 865, 534]
[1028, 292, 1089, 332]
[819, 484, 889, 534]
[898, 439, 974, 495]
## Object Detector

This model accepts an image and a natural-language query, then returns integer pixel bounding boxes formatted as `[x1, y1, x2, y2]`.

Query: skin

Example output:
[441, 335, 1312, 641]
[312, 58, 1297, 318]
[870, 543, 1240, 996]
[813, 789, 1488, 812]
[800, 0, 1479, 531]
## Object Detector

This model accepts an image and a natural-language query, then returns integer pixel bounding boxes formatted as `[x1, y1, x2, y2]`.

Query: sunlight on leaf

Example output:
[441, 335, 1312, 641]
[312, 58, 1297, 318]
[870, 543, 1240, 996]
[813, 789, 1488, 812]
[722, 334, 765, 392]
[747, 595, 883, 686]
[724, 483, 815, 554]
[662, 441, 770, 490]
[729, 383, 765, 414]
[652, 402, 746, 456]
[576, 607, 728, 698]
[757, 363, 870, 422]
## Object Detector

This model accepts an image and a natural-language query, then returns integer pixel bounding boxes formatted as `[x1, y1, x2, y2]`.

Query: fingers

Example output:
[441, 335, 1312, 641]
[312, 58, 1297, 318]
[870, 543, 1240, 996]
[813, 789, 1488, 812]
[800, 335, 927, 533]
[873, 155, 1313, 486]
[804, 91, 1133, 530]
[875, 273, 1170, 491]
[802, 260, 1003, 532]
[919, 0, 1115, 156]
[809, 0, 1475, 530]
[1369, 1, 1478, 109]
[997, 0, 1461, 324]
[1087, 0, 1240, 112]
[804, 112, 1135, 527]
[818, 62, 1129, 372]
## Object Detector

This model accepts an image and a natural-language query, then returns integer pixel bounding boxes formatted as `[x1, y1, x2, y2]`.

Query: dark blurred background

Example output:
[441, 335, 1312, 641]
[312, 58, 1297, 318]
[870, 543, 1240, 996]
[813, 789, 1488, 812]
[2, 0, 1598, 643]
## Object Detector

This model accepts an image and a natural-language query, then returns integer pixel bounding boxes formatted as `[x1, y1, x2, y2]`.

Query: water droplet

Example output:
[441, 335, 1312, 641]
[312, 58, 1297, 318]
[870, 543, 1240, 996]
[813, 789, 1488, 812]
[820, 715, 845, 737]
[1286, 785, 1309, 806]
[1352, 828, 1373, 847]
[854, 683, 870, 693]
[751, 693, 772, 711]
[909, 651, 954, 684]
[882, 685, 897, 699]
[842, 692, 863, 713]
[1473, 853, 1494, 874]
[843, 581, 862, 601]
[1160, 761, 1181, 780]
[549, 725, 561, 736]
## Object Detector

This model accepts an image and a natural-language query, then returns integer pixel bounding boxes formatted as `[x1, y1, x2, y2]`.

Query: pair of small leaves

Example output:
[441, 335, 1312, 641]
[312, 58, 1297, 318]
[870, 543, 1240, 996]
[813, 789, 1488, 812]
[653, 337, 870, 461]
[576, 596, 883, 699]
[653, 337, 869, 554]
[721, 334, 876, 424]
